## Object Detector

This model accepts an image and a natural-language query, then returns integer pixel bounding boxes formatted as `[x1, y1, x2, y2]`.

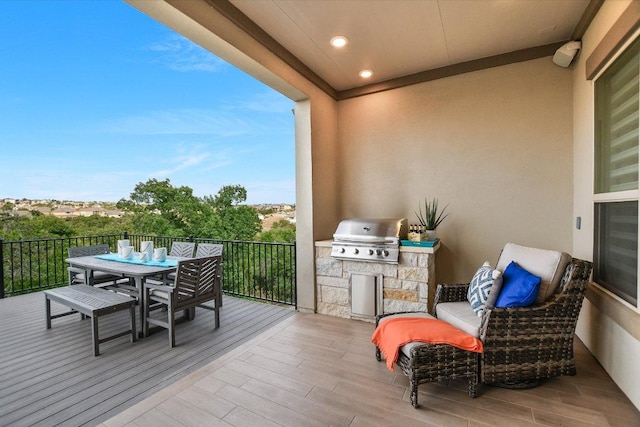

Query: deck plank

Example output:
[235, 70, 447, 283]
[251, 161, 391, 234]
[0, 290, 294, 426]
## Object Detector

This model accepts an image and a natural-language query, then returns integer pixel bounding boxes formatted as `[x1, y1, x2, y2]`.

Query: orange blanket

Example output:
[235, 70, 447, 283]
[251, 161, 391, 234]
[371, 317, 484, 371]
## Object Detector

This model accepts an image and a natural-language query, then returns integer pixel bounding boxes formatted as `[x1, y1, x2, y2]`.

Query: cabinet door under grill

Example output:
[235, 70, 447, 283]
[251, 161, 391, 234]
[350, 273, 383, 319]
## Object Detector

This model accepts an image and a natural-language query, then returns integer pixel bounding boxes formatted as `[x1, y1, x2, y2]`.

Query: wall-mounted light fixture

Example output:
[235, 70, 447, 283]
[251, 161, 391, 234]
[553, 41, 581, 68]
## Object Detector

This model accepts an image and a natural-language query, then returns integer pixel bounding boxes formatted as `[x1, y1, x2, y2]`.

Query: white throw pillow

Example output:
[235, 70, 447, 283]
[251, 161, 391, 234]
[467, 261, 503, 316]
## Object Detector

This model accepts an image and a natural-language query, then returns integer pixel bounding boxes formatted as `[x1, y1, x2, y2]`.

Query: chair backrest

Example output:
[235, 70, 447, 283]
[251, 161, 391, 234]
[170, 241, 195, 258]
[68, 243, 110, 258]
[195, 243, 223, 257]
[496, 243, 571, 304]
[173, 256, 221, 309]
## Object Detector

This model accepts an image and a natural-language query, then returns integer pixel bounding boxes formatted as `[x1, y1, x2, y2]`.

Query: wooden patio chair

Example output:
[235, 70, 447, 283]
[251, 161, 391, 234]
[67, 244, 125, 287]
[169, 241, 195, 258]
[195, 243, 224, 307]
[152, 241, 198, 286]
[143, 255, 222, 348]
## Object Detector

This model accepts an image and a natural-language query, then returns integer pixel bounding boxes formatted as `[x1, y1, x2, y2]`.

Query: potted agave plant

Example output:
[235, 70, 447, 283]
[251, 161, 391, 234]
[416, 198, 448, 241]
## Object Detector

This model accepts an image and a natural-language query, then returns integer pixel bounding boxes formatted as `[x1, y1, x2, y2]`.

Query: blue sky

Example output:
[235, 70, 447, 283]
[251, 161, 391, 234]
[0, 1, 295, 204]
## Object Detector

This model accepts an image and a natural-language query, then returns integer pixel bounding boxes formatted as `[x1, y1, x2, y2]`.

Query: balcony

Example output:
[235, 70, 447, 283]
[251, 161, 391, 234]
[0, 291, 294, 426]
[1, 237, 640, 425]
[2, 287, 639, 426]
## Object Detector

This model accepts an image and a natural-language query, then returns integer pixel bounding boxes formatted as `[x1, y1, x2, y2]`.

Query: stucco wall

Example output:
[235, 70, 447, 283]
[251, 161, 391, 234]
[337, 57, 574, 283]
[572, 0, 640, 410]
[123, 5, 640, 411]
[127, 0, 341, 313]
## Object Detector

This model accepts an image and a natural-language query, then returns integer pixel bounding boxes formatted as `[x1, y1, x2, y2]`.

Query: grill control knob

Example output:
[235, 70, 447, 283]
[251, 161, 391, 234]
[353, 248, 359, 254]
[368, 249, 374, 255]
[375, 249, 382, 256]
[339, 247, 345, 254]
[382, 250, 389, 257]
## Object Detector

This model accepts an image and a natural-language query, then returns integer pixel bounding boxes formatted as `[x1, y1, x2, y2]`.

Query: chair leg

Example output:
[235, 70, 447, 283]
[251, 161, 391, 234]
[143, 288, 150, 338]
[214, 303, 220, 328]
[410, 377, 419, 408]
[468, 376, 478, 398]
[169, 302, 176, 348]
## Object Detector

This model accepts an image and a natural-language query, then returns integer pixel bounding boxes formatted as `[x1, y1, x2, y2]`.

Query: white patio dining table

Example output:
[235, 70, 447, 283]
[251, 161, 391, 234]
[65, 253, 190, 335]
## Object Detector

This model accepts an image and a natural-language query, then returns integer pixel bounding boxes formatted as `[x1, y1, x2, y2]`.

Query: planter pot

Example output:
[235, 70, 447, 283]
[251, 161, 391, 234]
[425, 229, 438, 241]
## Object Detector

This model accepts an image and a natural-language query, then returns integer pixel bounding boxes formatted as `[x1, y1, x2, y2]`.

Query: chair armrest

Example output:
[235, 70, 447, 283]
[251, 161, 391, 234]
[143, 282, 175, 292]
[481, 295, 577, 340]
[67, 266, 85, 274]
[433, 283, 470, 306]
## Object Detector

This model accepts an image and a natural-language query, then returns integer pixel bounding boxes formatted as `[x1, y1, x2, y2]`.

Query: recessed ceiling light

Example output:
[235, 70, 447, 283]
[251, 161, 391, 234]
[359, 69, 373, 78]
[330, 36, 348, 48]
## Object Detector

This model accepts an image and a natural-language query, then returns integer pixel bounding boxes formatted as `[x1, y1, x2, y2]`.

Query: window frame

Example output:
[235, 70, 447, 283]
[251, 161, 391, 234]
[592, 30, 640, 311]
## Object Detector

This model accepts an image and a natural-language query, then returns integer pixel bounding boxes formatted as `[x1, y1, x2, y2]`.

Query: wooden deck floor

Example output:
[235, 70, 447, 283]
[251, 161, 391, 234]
[0, 291, 295, 427]
[104, 312, 640, 427]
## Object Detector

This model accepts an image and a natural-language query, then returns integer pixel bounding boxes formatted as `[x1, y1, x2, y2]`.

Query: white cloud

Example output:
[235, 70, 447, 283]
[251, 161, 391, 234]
[146, 34, 227, 73]
[150, 151, 210, 177]
[235, 91, 294, 114]
[101, 109, 253, 136]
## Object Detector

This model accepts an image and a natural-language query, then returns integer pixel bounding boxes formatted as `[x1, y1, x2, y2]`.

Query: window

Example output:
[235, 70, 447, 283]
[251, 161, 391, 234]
[594, 37, 640, 306]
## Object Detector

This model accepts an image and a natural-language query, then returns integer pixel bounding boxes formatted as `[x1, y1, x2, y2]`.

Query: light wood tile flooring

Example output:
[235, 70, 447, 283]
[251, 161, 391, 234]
[103, 312, 640, 427]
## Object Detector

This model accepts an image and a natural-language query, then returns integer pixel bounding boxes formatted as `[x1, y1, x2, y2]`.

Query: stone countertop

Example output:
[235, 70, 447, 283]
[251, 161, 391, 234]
[315, 239, 439, 254]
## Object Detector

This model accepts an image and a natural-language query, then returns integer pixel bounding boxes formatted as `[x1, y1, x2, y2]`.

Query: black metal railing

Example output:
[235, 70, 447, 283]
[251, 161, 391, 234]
[0, 233, 296, 307]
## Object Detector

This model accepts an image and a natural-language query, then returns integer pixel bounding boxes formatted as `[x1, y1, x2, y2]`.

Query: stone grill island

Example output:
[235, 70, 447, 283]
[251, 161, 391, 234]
[315, 240, 439, 321]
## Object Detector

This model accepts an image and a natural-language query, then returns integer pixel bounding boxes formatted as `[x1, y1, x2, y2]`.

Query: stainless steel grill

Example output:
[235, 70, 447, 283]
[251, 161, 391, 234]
[331, 218, 408, 264]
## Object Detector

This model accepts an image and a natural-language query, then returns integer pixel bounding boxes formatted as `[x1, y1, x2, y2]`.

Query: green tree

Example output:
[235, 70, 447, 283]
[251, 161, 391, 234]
[257, 219, 296, 243]
[204, 185, 261, 240]
[117, 178, 214, 237]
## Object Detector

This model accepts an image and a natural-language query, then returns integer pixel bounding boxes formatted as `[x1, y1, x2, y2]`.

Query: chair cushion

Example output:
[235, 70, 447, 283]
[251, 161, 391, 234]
[495, 261, 541, 308]
[74, 270, 120, 284]
[379, 312, 434, 357]
[496, 243, 571, 304]
[149, 288, 172, 300]
[371, 315, 483, 371]
[435, 301, 482, 338]
[467, 261, 503, 316]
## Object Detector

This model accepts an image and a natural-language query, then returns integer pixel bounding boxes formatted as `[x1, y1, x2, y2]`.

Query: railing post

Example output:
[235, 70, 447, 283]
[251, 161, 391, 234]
[123, 231, 129, 240]
[0, 239, 4, 299]
[188, 235, 194, 242]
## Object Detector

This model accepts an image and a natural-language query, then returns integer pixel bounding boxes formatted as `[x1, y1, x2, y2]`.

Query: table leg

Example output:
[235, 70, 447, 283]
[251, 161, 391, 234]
[135, 277, 144, 339]
[45, 295, 51, 329]
[130, 305, 137, 343]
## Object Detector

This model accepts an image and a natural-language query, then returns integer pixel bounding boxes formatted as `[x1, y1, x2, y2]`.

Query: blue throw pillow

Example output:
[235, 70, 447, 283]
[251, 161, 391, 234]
[495, 261, 541, 308]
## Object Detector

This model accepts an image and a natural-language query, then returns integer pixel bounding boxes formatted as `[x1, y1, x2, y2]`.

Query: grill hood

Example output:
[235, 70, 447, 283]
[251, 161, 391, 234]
[331, 218, 407, 264]
[333, 218, 408, 243]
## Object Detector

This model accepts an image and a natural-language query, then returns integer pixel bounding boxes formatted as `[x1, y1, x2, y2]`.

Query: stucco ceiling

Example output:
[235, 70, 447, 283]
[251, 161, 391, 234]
[228, 0, 592, 92]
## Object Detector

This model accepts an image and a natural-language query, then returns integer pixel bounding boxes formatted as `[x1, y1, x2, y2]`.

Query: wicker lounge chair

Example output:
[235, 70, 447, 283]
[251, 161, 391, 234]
[375, 243, 593, 405]
[435, 256, 592, 387]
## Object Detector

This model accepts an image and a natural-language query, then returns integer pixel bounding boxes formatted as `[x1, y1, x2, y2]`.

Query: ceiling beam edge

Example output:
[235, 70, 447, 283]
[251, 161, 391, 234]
[572, 0, 605, 40]
[203, 0, 338, 100]
[337, 42, 566, 100]
[586, 0, 640, 80]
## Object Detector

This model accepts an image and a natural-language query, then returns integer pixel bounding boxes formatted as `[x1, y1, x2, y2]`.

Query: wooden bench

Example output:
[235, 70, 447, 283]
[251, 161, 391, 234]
[45, 284, 137, 356]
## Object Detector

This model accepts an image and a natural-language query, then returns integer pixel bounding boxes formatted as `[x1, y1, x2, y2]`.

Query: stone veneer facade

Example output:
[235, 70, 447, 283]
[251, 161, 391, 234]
[315, 241, 439, 322]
